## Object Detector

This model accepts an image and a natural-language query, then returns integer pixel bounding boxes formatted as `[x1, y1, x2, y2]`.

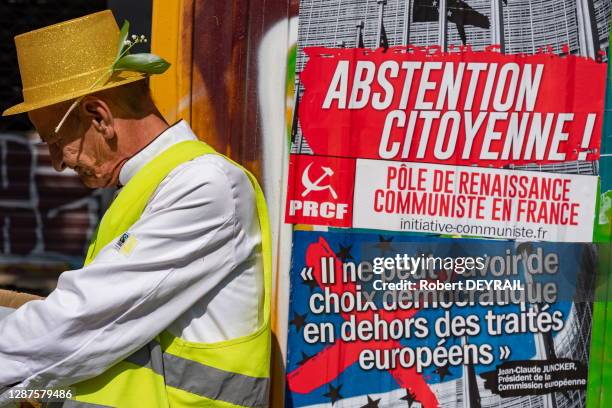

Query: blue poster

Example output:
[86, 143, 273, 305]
[285, 230, 594, 408]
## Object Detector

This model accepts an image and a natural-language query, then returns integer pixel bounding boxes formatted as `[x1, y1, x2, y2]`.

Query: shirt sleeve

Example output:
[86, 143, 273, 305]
[0, 157, 249, 396]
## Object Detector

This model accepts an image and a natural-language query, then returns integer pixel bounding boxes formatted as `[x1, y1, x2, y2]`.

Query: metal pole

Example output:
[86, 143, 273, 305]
[438, 0, 448, 51]
[576, 0, 599, 58]
[377, 0, 387, 47]
[402, 0, 412, 46]
[355, 20, 364, 47]
[461, 336, 482, 408]
[490, 0, 505, 53]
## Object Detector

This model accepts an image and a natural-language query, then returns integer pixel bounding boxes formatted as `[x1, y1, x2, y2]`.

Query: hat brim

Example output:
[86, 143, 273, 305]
[2, 71, 148, 116]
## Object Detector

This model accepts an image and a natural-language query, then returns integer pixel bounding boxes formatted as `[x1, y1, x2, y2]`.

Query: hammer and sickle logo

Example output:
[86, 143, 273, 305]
[301, 163, 338, 199]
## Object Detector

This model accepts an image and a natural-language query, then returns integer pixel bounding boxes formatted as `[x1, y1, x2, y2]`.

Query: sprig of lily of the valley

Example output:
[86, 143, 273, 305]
[54, 20, 170, 133]
[113, 20, 170, 75]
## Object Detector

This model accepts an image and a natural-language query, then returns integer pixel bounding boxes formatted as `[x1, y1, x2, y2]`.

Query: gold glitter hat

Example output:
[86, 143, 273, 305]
[3, 10, 150, 116]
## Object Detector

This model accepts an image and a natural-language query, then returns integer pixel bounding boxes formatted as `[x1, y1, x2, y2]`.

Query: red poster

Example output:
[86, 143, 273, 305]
[285, 154, 356, 227]
[299, 47, 606, 167]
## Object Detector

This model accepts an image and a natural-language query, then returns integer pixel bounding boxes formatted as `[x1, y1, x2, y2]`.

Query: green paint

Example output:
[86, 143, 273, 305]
[286, 43, 298, 145]
[586, 24, 612, 408]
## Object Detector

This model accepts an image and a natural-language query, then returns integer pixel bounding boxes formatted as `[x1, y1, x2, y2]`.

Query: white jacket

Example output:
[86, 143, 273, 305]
[0, 120, 263, 400]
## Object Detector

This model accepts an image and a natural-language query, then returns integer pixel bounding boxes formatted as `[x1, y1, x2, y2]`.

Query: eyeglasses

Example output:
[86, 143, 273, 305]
[37, 99, 80, 147]
[40, 130, 62, 147]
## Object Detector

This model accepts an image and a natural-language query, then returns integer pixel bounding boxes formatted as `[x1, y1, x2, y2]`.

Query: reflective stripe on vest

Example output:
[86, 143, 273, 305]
[63, 401, 112, 408]
[64, 141, 272, 408]
[121, 340, 270, 407]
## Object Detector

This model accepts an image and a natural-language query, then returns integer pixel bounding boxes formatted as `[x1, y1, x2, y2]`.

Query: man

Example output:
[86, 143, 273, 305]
[0, 10, 271, 408]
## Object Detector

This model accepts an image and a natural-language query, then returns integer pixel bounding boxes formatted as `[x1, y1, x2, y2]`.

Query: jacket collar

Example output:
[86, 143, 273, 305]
[119, 120, 198, 186]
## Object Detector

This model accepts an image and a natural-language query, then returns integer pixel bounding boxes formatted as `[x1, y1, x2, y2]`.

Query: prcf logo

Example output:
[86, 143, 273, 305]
[301, 163, 337, 198]
[285, 155, 355, 228]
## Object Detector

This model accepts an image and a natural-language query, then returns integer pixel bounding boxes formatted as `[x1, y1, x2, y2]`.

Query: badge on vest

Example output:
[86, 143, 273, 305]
[114, 232, 138, 256]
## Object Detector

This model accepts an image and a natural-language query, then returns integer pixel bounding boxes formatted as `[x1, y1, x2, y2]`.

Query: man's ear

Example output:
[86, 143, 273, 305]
[80, 96, 115, 140]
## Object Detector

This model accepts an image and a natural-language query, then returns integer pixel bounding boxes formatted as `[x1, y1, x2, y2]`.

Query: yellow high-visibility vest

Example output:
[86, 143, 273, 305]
[64, 140, 272, 408]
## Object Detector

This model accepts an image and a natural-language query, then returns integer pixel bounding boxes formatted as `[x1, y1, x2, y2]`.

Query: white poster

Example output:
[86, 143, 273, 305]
[353, 159, 597, 242]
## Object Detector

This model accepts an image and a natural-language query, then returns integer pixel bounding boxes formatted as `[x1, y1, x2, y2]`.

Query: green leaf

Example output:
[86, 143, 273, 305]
[113, 53, 171, 74]
[116, 20, 130, 61]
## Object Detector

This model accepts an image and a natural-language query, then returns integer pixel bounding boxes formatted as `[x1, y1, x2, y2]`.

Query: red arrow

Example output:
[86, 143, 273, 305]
[287, 237, 438, 408]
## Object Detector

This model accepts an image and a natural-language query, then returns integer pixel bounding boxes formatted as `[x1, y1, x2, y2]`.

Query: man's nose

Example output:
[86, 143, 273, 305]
[48, 144, 66, 171]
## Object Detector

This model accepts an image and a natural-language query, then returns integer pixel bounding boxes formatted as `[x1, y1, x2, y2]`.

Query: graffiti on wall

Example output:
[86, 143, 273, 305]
[0, 133, 111, 294]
